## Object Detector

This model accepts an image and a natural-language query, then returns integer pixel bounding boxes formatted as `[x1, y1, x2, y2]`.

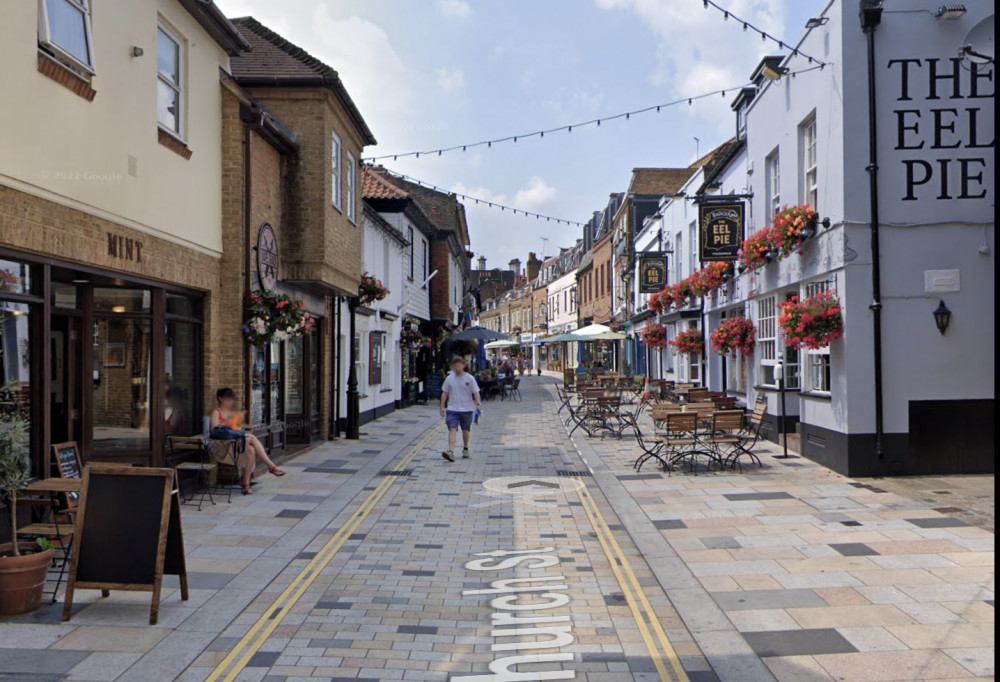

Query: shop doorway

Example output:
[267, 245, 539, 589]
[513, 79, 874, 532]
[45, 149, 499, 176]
[49, 314, 83, 447]
[285, 326, 321, 444]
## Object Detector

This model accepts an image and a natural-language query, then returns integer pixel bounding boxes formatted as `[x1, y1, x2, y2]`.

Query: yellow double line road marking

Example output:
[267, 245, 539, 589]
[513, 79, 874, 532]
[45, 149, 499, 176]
[576, 483, 690, 682]
[205, 422, 444, 682]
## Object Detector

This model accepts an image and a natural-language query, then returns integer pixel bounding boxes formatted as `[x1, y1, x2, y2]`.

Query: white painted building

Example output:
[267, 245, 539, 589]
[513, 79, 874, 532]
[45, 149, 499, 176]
[353, 204, 409, 423]
[683, 0, 993, 476]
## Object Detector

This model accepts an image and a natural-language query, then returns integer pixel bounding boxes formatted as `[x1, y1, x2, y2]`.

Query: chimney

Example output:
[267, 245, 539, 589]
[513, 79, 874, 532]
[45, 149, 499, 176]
[526, 252, 542, 283]
[508, 258, 521, 274]
[477, 255, 487, 271]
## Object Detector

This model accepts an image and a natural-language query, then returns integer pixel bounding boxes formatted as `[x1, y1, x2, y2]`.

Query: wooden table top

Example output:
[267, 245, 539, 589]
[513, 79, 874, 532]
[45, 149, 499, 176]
[26, 478, 83, 493]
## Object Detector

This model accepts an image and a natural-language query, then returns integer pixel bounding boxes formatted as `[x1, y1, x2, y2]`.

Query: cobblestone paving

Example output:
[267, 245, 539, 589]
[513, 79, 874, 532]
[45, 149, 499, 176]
[0, 376, 992, 682]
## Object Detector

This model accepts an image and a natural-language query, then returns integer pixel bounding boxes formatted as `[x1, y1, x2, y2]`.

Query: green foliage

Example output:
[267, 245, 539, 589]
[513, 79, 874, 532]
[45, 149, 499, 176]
[0, 378, 30, 557]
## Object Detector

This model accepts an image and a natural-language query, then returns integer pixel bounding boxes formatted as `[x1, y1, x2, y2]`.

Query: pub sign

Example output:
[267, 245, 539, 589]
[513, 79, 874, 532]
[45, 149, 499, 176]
[698, 203, 744, 262]
[638, 254, 668, 294]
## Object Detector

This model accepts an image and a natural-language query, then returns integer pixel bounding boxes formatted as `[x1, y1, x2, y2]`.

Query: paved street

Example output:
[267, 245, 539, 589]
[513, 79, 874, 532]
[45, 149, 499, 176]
[0, 377, 993, 682]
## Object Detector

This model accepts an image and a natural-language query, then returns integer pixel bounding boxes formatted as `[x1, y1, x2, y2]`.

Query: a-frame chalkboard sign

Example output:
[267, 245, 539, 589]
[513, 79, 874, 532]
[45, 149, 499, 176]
[62, 466, 188, 625]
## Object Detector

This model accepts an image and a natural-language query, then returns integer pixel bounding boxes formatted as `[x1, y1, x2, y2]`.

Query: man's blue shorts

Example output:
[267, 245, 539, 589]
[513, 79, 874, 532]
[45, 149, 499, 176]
[445, 410, 474, 432]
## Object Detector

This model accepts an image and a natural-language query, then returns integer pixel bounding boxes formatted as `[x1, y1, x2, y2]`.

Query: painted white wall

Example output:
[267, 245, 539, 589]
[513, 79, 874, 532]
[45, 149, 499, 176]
[0, 0, 229, 255]
[548, 270, 578, 333]
[360, 211, 407, 414]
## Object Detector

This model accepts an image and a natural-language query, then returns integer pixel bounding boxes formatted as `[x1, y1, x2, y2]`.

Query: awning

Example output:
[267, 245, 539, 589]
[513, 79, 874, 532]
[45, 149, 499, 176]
[484, 339, 520, 349]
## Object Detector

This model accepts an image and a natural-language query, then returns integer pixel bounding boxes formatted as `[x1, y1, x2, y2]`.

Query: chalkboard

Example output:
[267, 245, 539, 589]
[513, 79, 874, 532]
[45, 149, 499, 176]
[424, 373, 444, 399]
[62, 466, 188, 625]
[51, 442, 81, 508]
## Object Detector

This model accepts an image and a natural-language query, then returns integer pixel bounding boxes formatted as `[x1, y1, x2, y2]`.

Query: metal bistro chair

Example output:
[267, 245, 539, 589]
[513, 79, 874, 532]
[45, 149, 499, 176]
[659, 412, 716, 475]
[169, 435, 217, 511]
[509, 377, 522, 401]
[704, 410, 755, 472]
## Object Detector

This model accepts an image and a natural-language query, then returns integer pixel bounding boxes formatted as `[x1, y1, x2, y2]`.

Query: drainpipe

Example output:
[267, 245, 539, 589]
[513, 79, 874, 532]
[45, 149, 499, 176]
[860, 0, 886, 460]
[334, 297, 342, 438]
[242, 121, 253, 417]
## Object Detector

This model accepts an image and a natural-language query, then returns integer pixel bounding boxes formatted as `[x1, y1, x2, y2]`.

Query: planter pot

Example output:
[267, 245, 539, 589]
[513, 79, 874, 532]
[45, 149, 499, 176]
[0, 544, 55, 616]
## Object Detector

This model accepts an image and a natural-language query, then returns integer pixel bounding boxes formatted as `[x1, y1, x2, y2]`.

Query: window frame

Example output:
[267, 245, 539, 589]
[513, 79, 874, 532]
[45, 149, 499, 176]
[802, 278, 833, 394]
[766, 149, 780, 217]
[156, 21, 185, 139]
[801, 115, 818, 209]
[756, 296, 778, 387]
[406, 226, 414, 281]
[331, 132, 342, 210]
[38, 0, 96, 75]
[346, 151, 357, 223]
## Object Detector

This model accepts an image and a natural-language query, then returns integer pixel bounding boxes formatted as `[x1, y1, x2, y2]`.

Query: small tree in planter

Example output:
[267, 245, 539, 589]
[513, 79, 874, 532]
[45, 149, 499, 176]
[669, 328, 704, 355]
[711, 317, 756, 356]
[778, 291, 843, 350]
[0, 377, 55, 615]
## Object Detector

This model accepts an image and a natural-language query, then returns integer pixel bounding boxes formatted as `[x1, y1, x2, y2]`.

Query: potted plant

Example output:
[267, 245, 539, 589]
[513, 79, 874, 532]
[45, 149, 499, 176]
[711, 317, 756, 356]
[0, 379, 54, 615]
[640, 324, 667, 348]
[778, 291, 843, 350]
[243, 291, 313, 348]
[669, 328, 704, 356]
[771, 204, 819, 257]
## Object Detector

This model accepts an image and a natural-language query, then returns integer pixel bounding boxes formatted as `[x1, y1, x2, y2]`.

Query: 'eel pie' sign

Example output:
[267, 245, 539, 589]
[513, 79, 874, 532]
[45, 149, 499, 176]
[699, 203, 744, 262]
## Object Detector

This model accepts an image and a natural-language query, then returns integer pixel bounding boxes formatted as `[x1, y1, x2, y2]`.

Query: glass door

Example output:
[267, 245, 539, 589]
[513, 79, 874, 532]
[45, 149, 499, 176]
[284, 326, 321, 444]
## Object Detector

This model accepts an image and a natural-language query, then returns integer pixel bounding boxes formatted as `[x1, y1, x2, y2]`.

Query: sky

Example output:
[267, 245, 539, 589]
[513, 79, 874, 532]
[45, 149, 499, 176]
[215, 0, 826, 268]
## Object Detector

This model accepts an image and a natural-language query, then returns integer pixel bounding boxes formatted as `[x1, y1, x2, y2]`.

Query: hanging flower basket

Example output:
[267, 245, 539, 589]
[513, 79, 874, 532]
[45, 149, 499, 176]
[359, 272, 388, 306]
[711, 317, 756, 356]
[608, 320, 623, 333]
[772, 205, 818, 256]
[510, 326, 523, 338]
[778, 291, 843, 350]
[243, 291, 313, 348]
[640, 324, 667, 348]
[672, 280, 695, 308]
[738, 226, 777, 272]
[689, 262, 730, 297]
[670, 328, 704, 355]
[400, 328, 421, 347]
[648, 291, 663, 314]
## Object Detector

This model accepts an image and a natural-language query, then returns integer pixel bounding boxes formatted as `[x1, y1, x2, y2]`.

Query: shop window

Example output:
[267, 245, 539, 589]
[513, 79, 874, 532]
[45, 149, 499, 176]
[92, 317, 151, 452]
[94, 287, 150, 313]
[166, 292, 199, 318]
[369, 331, 384, 384]
[0, 259, 33, 296]
[807, 352, 831, 393]
[156, 23, 184, 137]
[331, 132, 342, 209]
[285, 335, 304, 414]
[38, 0, 95, 74]
[165, 321, 199, 437]
[0, 302, 32, 476]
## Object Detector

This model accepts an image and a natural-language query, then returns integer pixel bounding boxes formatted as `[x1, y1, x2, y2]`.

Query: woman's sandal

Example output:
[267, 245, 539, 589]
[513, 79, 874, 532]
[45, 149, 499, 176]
[268, 466, 286, 477]
[241, 482, 253, 495]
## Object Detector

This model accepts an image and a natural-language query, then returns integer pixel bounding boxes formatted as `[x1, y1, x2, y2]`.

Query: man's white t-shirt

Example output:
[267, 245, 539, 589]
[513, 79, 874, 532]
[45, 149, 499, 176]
[442, 372, 480, 412]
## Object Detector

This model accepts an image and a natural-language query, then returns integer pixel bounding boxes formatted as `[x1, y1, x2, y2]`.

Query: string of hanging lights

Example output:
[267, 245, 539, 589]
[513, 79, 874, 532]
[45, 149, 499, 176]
[701, 0, 828, 67]
[374, 167, 586, 226]
[365, 65, 826, 163]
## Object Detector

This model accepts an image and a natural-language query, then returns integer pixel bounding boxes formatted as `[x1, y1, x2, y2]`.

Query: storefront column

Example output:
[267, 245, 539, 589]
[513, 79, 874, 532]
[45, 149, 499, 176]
[345, 296, 360, 439]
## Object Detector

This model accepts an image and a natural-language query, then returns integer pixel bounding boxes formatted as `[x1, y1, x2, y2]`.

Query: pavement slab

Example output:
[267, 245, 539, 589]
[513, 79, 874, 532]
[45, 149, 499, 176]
[0, 375, 992, 681]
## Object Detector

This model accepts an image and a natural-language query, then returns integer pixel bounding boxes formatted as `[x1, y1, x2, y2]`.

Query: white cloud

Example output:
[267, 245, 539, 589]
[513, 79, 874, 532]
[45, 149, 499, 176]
[438, 0, 472, 19]
[450, 176, 557, 211]
[594, 0, 786, 128]
[436, 67, 465, 93]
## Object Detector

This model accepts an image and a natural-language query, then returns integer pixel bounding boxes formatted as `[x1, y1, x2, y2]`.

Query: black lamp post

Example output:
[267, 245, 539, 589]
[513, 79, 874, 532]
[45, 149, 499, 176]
[933, 300, 951, 335]
[345, 296, 360, 439]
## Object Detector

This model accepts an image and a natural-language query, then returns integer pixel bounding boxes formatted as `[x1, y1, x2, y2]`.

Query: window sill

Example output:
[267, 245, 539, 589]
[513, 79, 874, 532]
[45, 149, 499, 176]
[753, 385, 799, 393]
[799, 390, 832, 401]
[37, 51, 96, 102]
[157, 128, 192, 160]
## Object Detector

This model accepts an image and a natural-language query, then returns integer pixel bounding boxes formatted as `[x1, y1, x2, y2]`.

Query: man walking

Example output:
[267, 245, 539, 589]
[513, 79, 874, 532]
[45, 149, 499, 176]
[440, 356, 481, 462]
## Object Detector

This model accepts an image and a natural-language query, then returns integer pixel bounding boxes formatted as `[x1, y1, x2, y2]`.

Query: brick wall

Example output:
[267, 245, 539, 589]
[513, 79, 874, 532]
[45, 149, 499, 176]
[429, 240, 452, 321]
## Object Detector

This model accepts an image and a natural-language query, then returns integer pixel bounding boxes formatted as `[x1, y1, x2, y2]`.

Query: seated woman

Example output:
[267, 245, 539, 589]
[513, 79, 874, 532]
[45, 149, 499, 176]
[210, 388, 285, 495]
